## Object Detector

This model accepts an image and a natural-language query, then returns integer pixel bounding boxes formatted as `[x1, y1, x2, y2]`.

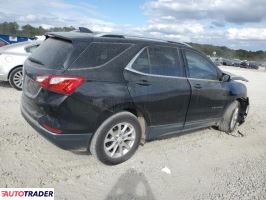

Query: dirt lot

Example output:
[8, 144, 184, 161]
[0, 66, 266, 200]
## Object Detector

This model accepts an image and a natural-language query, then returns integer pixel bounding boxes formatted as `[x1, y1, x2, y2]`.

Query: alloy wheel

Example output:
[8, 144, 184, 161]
[12, 70, 23, 89]
[104, 122, 136, 158]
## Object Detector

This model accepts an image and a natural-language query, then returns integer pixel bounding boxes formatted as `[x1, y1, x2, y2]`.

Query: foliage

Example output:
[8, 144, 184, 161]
[189, 43, 266, 61]
[0, 22, 75, 38]
[0, 21, 266, 61]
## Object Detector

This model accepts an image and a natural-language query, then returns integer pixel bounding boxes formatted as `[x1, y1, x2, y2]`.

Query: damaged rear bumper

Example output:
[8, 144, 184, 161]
[21, 105, 93, 150]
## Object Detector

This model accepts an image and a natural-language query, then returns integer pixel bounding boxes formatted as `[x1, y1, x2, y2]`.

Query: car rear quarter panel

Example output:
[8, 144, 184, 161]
[57, 81, 134, 133]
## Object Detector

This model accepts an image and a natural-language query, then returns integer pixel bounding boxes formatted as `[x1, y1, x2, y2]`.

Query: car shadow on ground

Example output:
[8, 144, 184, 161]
[105, 169, 156, 200]
[0, 81, 12, 88]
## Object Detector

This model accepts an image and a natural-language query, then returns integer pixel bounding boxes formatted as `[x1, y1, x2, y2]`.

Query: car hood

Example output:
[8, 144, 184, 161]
[223, 71, 249, 82]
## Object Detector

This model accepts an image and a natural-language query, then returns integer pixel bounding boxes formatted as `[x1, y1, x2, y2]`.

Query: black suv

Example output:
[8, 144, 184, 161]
[21, 32, 249, 165]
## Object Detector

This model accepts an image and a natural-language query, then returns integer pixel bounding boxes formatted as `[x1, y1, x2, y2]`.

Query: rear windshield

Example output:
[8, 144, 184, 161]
[29, 38, 72, 69]
[70, 42, 131, 69]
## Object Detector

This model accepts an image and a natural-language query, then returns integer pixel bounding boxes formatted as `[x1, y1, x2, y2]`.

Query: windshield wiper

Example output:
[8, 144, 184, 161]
[28, 57, 44, 65]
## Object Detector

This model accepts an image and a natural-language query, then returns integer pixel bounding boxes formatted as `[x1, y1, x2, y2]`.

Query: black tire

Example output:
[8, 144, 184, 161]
[90, 111, 141, 165]
[9, 67, 23, 90]
[219, 101, 240, 133]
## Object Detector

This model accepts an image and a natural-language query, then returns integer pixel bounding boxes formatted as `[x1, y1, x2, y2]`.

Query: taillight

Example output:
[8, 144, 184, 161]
[35, 75, 85, 95]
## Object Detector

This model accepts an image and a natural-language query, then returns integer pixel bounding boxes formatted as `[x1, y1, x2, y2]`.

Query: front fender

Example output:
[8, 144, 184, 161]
[222, 80, 249, 123]
[229, 81, 247, 99]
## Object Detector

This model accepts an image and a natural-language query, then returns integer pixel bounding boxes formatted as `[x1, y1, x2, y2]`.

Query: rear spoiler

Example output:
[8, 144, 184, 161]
[45, 32, 73, 43]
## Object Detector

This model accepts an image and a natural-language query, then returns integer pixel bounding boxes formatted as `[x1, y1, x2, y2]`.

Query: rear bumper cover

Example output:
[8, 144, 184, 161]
[21, 105, 93, 150]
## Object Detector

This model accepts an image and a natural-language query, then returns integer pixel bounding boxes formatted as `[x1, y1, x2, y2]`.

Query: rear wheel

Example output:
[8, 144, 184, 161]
[9, 67, 23, 90]
[219, 101, 240, 133]
[90, 112, 141, 165]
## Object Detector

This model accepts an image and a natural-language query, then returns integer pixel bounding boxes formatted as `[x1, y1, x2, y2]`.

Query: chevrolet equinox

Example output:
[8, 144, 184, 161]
[21, 32, 249, 165]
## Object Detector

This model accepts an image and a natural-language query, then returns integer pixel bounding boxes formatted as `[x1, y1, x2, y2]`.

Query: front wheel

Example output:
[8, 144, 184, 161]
[219, 101, 240, 133]
[90, 112, 141, 165]
[9, 67, 23, 90]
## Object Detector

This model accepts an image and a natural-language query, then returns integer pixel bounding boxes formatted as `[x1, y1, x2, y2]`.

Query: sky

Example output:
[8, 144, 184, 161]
[1, 0, 266, 51]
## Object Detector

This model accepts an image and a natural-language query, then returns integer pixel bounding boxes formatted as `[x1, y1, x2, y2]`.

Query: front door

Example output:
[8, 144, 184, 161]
[125, 46, 191, 139]
[182, 49, 227, 127]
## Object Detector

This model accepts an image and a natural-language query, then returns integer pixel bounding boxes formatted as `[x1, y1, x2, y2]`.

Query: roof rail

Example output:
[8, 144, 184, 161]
[125, 35, 189, 46]
[95, 33, 190, 46]
[168, 40, 192, 47]
[125, 35, 167, 43]
[182, 43, 192, 47]
[167, 40, 178, 44]
[100, 34, 125, 38]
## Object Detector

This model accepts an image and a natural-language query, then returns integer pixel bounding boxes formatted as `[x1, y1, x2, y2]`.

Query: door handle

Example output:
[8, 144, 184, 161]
[194, 84, 202, 89]
[136, 79, 150, 86]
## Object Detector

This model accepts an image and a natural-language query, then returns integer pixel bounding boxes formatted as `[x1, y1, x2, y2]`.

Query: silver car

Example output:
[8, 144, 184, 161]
[0, 40, 41, 90]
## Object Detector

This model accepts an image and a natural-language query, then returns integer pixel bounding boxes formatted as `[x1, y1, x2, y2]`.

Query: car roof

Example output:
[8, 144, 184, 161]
[46, 31, 192, 48]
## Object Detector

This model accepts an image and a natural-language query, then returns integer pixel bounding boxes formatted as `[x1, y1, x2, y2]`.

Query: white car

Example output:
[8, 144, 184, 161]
[0, 40, 41, 90]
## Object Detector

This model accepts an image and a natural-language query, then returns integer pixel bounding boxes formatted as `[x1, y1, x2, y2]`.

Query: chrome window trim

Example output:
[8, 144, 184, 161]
[183, 48, 222, 81]
[125, 47, 223, 83]
[69, 42, 134, 71]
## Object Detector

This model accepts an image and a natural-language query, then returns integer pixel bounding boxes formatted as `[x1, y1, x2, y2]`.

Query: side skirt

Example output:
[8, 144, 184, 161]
[147, 118, 220, 140]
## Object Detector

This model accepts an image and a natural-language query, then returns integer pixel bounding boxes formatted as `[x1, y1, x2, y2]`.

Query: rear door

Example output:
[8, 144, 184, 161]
[182, 49, 227, 126]
[125, 45, 191, 139]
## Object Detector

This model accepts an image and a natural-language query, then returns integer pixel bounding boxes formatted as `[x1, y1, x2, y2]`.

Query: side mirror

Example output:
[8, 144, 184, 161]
[221, 74, 231, 82]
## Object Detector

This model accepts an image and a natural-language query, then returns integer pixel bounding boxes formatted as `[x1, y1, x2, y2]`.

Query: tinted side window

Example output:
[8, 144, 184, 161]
[30, 38, 73, 69]
[131, 49, 150, 74]
[185, 50, 218, 80]
[71, 43, 131, 68]
[148, 46, 182, 76]
[131, 46, 183, 77]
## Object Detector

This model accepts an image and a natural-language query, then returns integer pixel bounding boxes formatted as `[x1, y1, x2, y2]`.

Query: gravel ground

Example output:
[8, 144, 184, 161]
[0, 66, 266, 200]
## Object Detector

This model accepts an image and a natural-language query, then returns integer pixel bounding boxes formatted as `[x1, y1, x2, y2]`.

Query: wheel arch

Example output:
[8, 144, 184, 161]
[95, 103, 150, 143]
[236, 97, 249, 110]
[8, 65, 23, 80]
[236, 97, 249, 123]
